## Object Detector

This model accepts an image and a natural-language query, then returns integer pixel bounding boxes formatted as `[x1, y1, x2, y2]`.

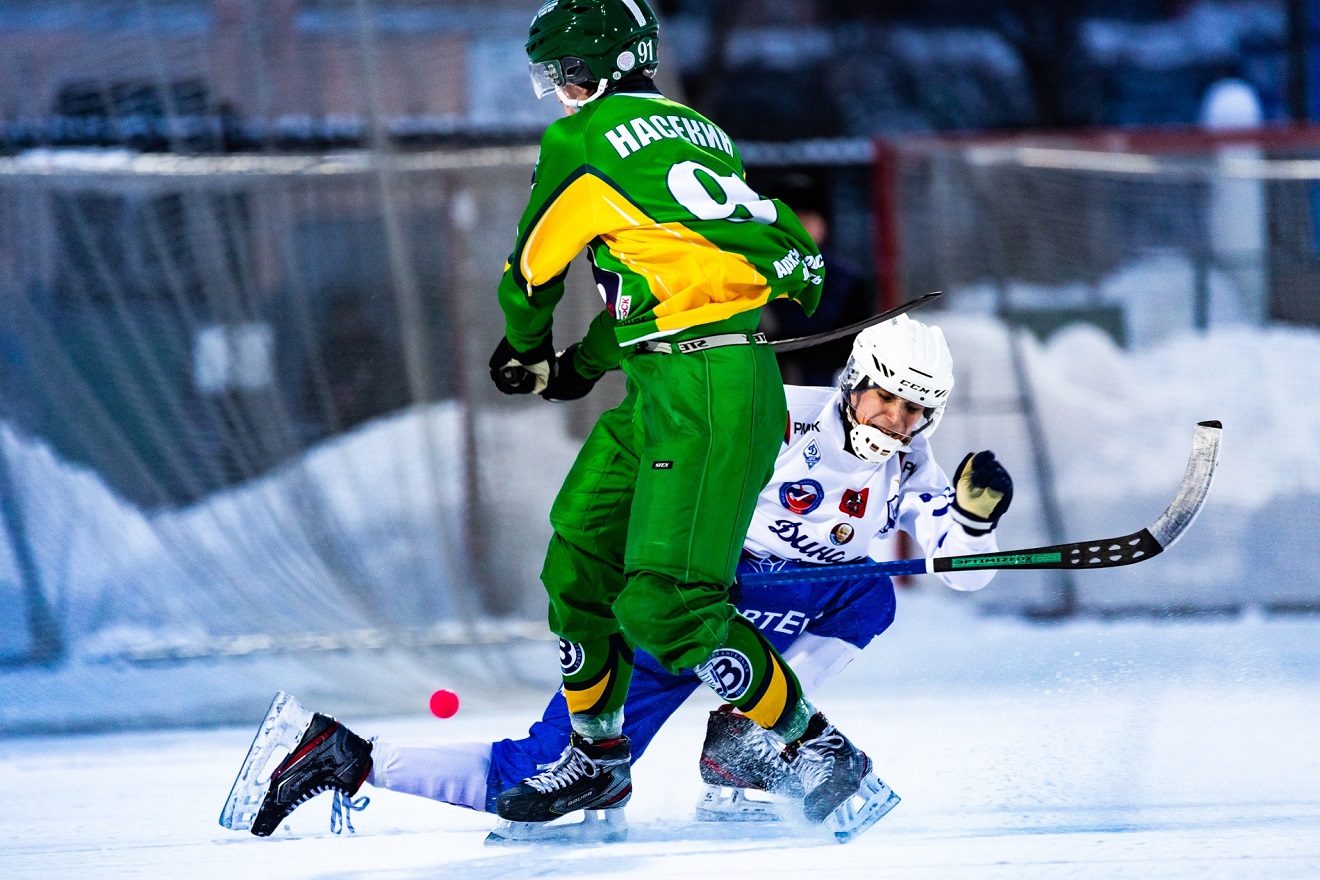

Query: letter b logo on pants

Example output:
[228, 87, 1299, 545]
[559, 638, 585, 676]
[696, 649, 753, 700]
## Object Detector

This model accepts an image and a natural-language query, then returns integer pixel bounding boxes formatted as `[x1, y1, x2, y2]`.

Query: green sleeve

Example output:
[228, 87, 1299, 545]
[496, 119, 591, 352]
[496, 267, 567, 352]
[573, 310, 626, 379]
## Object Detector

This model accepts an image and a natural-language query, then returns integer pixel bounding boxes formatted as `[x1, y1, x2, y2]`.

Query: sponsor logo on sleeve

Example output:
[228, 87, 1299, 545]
[774, 248, 802, 279]
[652, 461, 673, 469]
[779, 479, 823, 515]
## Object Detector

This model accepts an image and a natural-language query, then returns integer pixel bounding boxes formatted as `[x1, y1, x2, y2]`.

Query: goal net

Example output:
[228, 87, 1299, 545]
[877, 128, 1320, 618]
[0, 146, 608, 731]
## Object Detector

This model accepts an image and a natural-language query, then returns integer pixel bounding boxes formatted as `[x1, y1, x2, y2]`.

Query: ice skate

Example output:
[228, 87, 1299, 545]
[486, 732, 631, 845]
[219, 691, 373, 837]
[696, 705, 801, 822]
[782, 712, 900, 843]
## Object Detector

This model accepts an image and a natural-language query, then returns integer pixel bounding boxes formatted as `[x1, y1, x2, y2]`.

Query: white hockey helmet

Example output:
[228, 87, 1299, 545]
[838, 313, 954, 462]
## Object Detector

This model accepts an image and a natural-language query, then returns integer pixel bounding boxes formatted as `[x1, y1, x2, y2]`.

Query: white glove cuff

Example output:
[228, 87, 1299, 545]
[950, 504, 995, 533]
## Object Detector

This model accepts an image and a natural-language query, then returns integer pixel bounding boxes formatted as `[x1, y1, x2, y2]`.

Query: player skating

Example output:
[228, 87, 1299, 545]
[220, 315, 1014, 843]
[485, 0, 888, 843]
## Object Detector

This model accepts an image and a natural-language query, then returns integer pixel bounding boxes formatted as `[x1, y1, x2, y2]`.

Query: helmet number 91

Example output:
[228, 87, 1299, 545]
[667, 161, 777, 225]
[635, 38, 656, 66]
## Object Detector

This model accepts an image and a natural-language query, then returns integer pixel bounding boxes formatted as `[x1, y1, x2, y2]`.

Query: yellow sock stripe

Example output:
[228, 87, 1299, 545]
[564, 668, 613, 715]
[739, 653, 790, 730]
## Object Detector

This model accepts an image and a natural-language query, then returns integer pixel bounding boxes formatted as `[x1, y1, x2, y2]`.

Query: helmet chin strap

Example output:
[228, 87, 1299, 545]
[556, 78, 609, 111]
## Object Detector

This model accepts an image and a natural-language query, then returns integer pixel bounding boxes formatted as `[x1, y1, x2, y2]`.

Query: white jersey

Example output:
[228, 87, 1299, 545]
[743, 385, 997, 592]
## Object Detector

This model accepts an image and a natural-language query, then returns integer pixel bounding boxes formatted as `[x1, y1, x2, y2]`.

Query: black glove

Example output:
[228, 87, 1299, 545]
[541, 344, 602, 402]
[950, 450, 1013, 534]
[488, 336, 554, 395]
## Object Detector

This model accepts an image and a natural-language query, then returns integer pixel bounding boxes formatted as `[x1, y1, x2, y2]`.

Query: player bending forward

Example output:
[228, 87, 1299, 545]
[220, 315, 1014, 843]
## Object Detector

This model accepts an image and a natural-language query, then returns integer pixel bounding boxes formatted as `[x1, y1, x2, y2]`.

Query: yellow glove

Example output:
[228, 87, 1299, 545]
[950, 450, 1013, 534]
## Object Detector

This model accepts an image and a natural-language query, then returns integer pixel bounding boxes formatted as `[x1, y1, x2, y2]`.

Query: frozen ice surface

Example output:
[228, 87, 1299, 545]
[3, 591, 1319, 879]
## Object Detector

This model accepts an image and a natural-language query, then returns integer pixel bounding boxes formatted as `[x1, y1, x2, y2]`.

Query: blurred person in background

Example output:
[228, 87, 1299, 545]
[761, 173, 872, 386]
[303, 297, 405, 433]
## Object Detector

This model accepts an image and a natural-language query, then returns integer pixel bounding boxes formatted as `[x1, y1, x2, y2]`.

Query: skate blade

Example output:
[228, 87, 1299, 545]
[825, 772, 900, 844]
[218, 691, 315, 832]
[695, 784, 787, 823]
[484, 808, 628, 846]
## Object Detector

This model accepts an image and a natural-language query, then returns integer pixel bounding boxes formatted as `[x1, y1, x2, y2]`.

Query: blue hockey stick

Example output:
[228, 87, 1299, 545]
[738, 421, 1221, 588]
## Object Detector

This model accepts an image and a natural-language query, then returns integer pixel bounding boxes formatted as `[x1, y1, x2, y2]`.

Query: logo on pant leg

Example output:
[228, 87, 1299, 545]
[695, 649, 753, 700]
[559, 638, 585, 676]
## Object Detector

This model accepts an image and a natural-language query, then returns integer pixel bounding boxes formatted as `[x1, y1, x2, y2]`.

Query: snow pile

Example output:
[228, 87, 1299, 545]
[933, 314, 1320, 612]
[0, 402, 581, 662]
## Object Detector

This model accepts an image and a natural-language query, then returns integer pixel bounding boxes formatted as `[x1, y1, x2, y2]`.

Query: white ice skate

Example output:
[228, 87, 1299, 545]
[821, 771, 900, 843]
[695, 784, 790, 822]
[485, 808, 628, 846]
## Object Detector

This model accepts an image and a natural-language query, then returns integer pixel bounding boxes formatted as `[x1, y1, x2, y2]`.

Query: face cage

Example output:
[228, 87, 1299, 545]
[529, 61, 561, 99]
[528, 56, 596, 100]
[840, 369, 939, 443]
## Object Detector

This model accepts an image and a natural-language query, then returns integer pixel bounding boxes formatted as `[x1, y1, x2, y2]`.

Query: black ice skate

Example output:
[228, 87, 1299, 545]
[486, 732, 631, 845]
[219, 691, 373, 837]
[696, 705, 803, 822]
[782, 712, 900, 843]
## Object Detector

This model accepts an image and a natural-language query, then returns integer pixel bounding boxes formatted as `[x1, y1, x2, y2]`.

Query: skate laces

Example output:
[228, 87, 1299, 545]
[330, 789, 370, 835]
[793, 726, 847, 791]
[747, 726, 783, 764]
[525, 744, 601, 794]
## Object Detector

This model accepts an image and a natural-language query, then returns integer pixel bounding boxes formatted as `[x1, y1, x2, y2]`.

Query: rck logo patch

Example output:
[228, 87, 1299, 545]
[695, 648, 753, 700]
[840, 487, 869, 518]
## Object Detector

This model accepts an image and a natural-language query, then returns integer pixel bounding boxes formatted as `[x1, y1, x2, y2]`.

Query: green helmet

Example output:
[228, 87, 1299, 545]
[525, 0, 659, 100]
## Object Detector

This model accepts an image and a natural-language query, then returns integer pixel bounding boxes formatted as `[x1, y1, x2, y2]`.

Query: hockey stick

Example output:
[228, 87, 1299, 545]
[770, 290, 943, 353]
[739, 420, 1221, 586]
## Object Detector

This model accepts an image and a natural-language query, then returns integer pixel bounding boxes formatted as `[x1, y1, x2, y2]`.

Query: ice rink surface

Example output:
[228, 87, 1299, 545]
[4, 591, 1320, 880]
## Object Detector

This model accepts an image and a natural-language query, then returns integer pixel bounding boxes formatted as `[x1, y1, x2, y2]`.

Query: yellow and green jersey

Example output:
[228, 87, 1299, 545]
[497, 89, 824, 374]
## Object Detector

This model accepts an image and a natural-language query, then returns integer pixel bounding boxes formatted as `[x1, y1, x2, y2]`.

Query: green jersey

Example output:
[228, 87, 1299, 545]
[497, 89, 824, 374]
